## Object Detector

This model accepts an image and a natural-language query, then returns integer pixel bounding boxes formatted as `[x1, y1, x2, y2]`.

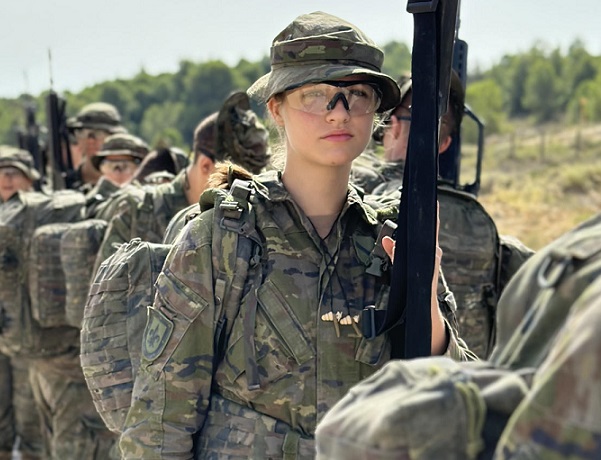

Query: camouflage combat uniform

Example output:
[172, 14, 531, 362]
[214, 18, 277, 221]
[19, 190, 118, 459]
[93, 169, 190, 271]
[0, 351, 12, 459]
[119, 171, 472, 459]
[0, 148, 44, 460]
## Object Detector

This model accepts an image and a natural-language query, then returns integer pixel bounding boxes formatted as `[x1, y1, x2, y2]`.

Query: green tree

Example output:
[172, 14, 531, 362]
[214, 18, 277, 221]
[381, 41, 412, 78]
[463, 78, 505, 142]
[140, 102, 185, 148]
[522, 58, 563, 122]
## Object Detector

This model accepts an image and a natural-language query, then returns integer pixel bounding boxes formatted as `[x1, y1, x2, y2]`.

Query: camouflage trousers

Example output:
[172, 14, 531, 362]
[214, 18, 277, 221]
[29, 351, 118, 460]
[194, 394, 315, 459]
[0, 353, 43, 460]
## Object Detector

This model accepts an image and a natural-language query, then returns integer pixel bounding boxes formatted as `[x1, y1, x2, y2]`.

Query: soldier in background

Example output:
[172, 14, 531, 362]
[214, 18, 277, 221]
[92, 90, 270, 270]
[354, 73, 534, 358]
[83, 133, 150, 219]
[66, 102, 127, 191]
[0, 146, 38, 203]
[0, 146, 44, 459]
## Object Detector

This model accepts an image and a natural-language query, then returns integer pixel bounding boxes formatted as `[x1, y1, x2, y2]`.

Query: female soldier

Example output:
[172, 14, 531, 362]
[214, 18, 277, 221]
[120, 11, 472, 459]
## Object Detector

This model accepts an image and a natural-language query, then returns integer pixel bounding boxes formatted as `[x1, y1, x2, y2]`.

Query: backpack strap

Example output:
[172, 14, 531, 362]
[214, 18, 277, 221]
[211, 179, 264, 391]
[132, 190, 155, 238]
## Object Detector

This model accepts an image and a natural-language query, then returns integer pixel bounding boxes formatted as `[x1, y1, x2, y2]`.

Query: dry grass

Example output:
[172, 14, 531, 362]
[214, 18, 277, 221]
[467, 123, 601, 250]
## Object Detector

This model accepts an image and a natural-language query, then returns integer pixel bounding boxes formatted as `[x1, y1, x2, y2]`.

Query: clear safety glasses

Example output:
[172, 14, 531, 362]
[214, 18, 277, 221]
[285, 80, 382, 116]
[99, 158, 140, 174]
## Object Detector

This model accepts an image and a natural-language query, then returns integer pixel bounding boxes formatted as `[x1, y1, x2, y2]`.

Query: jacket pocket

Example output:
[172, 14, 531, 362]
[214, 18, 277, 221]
[221, 278, 314, 387]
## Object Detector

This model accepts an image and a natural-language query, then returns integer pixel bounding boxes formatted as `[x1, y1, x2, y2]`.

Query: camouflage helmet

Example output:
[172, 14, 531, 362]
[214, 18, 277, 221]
[91, 133, 149, 170]
[247, 11, 401, 112]
[67, 102, 127, 133]
[216, 91, 270, 174]
[0, 145, 41, 180]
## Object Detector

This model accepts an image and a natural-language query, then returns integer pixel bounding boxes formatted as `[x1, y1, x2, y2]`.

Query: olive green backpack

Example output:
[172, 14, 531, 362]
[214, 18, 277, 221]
[60, 219, 108, 328]
[0, 190, 84, 357]
[80, 179, 259, 433]
[437, 187, 502, 358]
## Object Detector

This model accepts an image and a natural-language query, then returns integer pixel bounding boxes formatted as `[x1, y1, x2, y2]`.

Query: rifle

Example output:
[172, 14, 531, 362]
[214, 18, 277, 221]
[46, 50, 75, 191]
[362, 0, 459, 359]
[16, 100, 45, 191]
[437, 0, 486, 196]
[46, 90, 74, 190]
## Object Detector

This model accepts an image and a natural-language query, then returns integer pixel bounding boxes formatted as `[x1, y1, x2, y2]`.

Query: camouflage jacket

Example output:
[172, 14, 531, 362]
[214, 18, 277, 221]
[120, 171, 471, 459]
[94, 171, 189, 271]
[83, 177, 121, 219]
[350, 151, 404, 195]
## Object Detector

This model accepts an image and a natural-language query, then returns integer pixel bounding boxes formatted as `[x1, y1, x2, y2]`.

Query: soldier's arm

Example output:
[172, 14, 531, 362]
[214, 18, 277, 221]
[120, 213, 217, 459]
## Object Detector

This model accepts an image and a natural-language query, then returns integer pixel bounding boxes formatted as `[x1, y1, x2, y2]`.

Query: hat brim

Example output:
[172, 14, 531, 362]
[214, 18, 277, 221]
[247, 63, 400, 112]
[0, 161, 40, 181]
[68, 122, 127, 134]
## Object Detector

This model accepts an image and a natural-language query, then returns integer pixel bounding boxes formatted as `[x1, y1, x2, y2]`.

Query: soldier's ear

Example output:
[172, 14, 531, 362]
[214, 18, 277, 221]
[439, 134, 452, 154]
[267, 98, 285, 126]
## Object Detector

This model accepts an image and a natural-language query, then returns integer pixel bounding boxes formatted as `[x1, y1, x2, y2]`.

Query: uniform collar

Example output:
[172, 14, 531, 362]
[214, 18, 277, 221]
[252, 170, 379, 227]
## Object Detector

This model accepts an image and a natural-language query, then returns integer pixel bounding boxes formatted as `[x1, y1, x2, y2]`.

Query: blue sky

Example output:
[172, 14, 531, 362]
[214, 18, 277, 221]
[1, 0, 599, 98]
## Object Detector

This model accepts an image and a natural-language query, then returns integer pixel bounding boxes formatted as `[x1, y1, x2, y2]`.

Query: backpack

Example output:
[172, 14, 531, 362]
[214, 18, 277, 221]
[315, 357, 534, 460]
[0, 190, 84, 357]
[437, 186, 501, 358]
[60, 219, 108, 328]
[28, 222, 73, 328]
[81, 238, 172, 433]
[80, 179, 259, 434]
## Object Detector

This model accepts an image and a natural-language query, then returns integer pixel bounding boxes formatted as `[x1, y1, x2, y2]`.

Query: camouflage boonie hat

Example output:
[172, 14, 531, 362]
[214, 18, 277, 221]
[67, 102, 127, 133]
[216, 91, 270, 174]
[91, 133, 149, 170]
[0, 145, 41, 180]
[247, 11, 401, 112]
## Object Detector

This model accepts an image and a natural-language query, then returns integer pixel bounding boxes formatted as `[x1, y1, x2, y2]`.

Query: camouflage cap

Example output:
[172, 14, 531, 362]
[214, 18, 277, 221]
[91, 133, 149, 170]
[247, 11, 400, 112]
[216, 91, 270, 174]
[0, 145, 41, 180]
[67, 102, 127, 133]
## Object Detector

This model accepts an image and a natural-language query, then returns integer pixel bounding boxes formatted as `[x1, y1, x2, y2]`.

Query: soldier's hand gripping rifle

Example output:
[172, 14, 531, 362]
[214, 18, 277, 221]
[362, 0, 459, 359]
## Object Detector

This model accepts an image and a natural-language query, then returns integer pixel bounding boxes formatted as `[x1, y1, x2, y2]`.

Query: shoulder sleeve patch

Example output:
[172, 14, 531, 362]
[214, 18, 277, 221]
[142, 306, 174, 362]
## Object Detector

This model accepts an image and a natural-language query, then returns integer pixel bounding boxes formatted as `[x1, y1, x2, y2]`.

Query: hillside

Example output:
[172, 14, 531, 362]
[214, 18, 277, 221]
[465, 122, 601, 250]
